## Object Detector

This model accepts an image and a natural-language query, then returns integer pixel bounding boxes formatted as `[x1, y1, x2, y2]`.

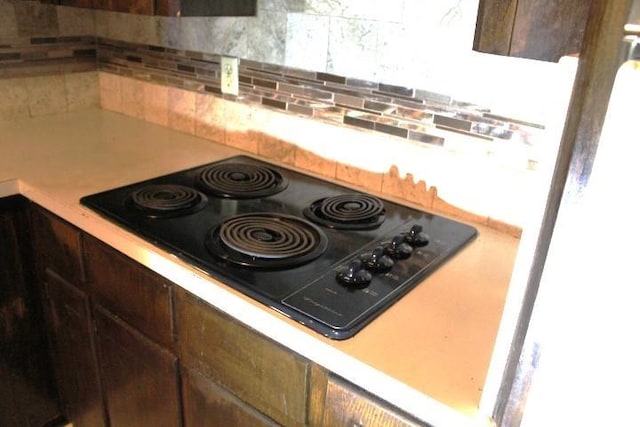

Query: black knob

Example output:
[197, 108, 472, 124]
[361, 246, 394, 273]
[404, 224, 429, 247]
[336, 260, 372, 288]
[384, 236, 413, 259]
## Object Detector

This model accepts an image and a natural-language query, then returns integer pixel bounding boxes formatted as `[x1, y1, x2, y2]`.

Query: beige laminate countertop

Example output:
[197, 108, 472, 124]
[0, 109, 519, 427]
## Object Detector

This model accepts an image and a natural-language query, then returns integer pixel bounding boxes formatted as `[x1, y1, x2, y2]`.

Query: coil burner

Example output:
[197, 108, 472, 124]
[197, 163, 287, 198]
[206, 213, 328, 269]
[129, 184, 207, 218]
[304, 193, 385, 230]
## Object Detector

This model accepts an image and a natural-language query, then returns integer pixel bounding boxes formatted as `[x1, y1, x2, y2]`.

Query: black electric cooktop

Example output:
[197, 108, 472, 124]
[80, 155, 477, 339]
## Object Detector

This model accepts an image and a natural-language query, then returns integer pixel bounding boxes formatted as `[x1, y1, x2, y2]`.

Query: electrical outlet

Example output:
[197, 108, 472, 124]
[220, 56, 239, 96]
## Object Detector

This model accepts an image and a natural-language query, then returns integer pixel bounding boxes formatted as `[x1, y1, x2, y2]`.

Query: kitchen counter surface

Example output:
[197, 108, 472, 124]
[0, 109, 519, 427]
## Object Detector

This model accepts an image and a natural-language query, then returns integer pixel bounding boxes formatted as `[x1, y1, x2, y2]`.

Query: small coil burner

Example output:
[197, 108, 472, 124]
[129, 184, 207, 218]
[197, 163, 288, 198]
[304, 193, 385, 230]
[206, 213, 328, 269]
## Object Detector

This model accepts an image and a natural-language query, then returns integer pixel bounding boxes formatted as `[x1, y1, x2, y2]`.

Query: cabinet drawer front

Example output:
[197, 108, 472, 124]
[95, 306, 181, 427]
[84, 235, 174, 349]
[31, 206, 84, 285]
[175, 288, 309, 427]
[323, 376, 425, 427]
[182, 366, 278, 427]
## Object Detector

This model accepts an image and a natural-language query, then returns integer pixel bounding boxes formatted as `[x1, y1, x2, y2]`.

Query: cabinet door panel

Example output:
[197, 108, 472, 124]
[509, 0, 591, 61]
[182, 366, 278, 427]
[1, 197, 61, 426]
[84, 235, 174, 349]
[323, 376, 425, 427]
[44, 271, 106, 427]
[175, 288, 309, 427]
[30, 206, 84, 286]
[474, 0, 592, 61]
[95, 306, 180, 427]
[473, 0, 518, 56]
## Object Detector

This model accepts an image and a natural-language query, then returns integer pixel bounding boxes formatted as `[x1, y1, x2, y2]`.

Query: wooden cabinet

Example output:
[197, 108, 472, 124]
[94, 306, 181, 427]
[31, 205, 181, 427]
[25, 204, 428, 427]
[175, 287, 310, 426]
[0, 196, 61, 427]
[182, 365, 278, 427]
[83, 235, 181, 426]
[474, 0, 593, 61]
[30, 203, 84, 287]
[84, 235, 175, 350]
[31, 206, 106, 427]
[43, 271, 106, 427]
[321, 376, 425, 427]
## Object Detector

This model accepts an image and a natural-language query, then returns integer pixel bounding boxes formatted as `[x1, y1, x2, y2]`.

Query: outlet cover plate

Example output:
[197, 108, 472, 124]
[221, 56, 239, 96]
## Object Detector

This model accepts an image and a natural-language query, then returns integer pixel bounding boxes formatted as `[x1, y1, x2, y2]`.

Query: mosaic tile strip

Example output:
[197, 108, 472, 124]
[0, 35, 97, 78]
[94, 38, 545, 149]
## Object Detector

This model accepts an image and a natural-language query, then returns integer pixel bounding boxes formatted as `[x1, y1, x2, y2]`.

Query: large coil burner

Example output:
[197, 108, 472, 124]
[206, 213, 328, 269]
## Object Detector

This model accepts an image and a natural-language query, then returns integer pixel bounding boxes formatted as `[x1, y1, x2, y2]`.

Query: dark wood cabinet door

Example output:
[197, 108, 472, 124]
[0, 196, 61, 427]
[44, 270, 106, 427]
[84, 235, 174, 350]
[94, 306, 181, 427]
[182, 366, 278, 427]
[474, 0, 592, 61]
[322, 376, 425, 427]
[30, 205, 84, 287]
[175, 288, 309, 427]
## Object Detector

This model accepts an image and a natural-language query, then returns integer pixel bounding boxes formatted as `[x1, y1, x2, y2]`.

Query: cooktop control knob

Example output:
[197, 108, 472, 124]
[384, 236, 413, 259]
[403, 224, 430, 247]
[336, 260, 373, 288]
[361, 246, 394, 273]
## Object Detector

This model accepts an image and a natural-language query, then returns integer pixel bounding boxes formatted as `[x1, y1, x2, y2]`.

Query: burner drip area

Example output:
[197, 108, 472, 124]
[207, 213, 328, 269]
[129, 184, 207, 217]
[304, 194, 385, 230]
[197, 163, 287, 198]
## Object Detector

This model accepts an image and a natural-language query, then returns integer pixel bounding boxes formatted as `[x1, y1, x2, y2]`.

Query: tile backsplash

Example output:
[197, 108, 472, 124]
[0, 35, 95, 78]
[96, 37, 544, 151]
[1, 34, 544, 160]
